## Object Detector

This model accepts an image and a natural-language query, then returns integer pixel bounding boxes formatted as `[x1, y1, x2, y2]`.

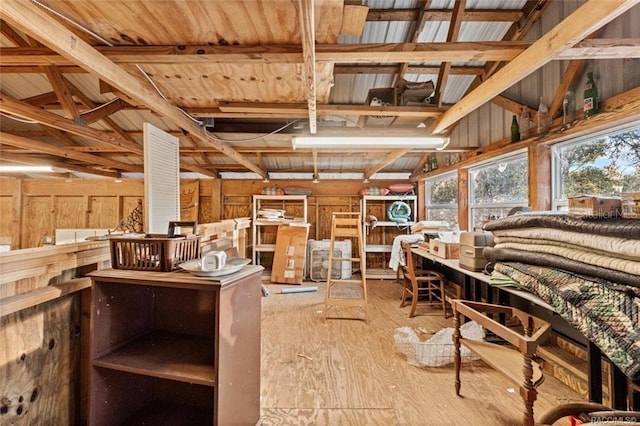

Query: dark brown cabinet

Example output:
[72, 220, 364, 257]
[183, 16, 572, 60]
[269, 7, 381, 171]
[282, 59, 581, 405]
[88, 266, 263, 425]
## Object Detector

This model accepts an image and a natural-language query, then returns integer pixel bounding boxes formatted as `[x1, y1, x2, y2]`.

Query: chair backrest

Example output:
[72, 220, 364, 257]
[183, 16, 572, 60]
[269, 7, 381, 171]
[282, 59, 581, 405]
[401, 241, 416, 279]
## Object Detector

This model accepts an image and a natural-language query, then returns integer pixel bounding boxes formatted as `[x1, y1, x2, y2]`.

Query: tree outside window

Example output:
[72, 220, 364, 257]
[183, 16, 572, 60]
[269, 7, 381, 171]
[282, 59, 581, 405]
[553, 125, 640, 208]
[426, 171, 458, 226]
[469, 152, 529, 229]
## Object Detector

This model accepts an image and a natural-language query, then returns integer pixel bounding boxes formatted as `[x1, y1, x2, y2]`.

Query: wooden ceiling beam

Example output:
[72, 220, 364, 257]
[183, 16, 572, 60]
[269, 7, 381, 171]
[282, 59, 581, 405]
[431, 0, 639, 134]
[396, 1, 432, 88]
[22, 91, 60, 106]
[297, 0, 317, 134]
[66, 80, 138, 143]
[217, 102, 447, 118]
[79, 99, 125, 124]
[366, 8, 523, 22]
[42, 66, 81, 121]
[434, 0, 466, 107]
[0, 94, 143, 154]
[0, 19, 29, 46]
[555, 38, 640, 60]
[364, 150, 410, 180]
[3, 40, 636, 67]
[334, 64, 484, 75]
[0, 0, 263, 178]
[0, 42, 529, 65]
[0, 132, 143, 173]
[0, 152, 119, 178]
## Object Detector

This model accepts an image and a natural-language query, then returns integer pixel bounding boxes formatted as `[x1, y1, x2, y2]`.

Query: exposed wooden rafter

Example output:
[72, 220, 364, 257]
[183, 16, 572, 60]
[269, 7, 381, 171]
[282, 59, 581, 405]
[0, 132, 143, 173]
[366, 8, 523, 22]
[0, 0, 263, 178]
[364, 150, 410, 180]
[434, 0, 466, 107]
[297, 0, 317, 134]
[431, 0, 640, 134]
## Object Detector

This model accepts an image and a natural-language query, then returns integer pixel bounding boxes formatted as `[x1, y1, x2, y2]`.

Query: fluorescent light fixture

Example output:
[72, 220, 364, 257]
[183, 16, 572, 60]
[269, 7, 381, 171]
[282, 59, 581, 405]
[292, 136, 450, 150]
[0, 165, 61, 173]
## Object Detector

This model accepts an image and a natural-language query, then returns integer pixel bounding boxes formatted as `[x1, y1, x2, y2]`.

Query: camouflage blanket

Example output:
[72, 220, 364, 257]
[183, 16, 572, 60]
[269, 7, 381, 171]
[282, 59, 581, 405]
[493, 261, 640, 381]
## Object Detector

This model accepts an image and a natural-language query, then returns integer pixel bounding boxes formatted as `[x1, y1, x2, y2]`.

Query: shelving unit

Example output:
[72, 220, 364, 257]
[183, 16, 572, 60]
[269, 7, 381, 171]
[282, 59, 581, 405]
[88, 267, 263, 426]
[361, 195, 417, 279]
[252, 195, 307, 268]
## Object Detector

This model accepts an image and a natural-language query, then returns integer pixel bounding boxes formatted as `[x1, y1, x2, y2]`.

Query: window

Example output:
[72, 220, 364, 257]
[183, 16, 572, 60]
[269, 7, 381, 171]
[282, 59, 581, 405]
[552, 124, 640, 210]
[469, 150, 529, 230]
[426, 171, 458, 226]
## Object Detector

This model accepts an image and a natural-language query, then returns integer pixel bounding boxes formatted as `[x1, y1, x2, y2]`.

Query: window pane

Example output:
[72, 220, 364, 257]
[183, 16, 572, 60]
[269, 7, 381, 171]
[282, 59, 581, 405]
[554, 126, 640, 200]
[426, 172, 458, 226]
[470, 156, 528, 204]
[427, 207, 458, 225]
[428, 173, 458, 205]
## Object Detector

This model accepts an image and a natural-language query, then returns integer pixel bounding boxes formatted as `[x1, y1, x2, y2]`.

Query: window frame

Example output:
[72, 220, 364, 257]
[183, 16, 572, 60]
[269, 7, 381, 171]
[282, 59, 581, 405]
[425, 170, 459, 225]
[467, 149, 529, 230]
[551, 122, 640, 210]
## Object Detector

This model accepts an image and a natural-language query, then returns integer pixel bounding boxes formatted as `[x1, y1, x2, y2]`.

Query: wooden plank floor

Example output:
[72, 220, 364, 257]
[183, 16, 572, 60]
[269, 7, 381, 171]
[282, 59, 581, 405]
[260, 279, 584, 425]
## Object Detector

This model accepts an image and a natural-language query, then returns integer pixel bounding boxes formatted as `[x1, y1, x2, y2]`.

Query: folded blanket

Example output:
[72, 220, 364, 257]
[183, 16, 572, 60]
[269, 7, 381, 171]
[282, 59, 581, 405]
[491, 228, 640, 260]
[485, 214, 640, 240]
[484, 246, 640, 288]
[493, 241, 640, 276]
[494, 262, 640, 381]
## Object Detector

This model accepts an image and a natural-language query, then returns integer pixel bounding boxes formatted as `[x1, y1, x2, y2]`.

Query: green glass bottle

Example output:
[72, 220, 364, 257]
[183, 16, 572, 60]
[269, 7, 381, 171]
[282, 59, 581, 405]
[583, 71, 598, 118]
[510, 115, 520, 142]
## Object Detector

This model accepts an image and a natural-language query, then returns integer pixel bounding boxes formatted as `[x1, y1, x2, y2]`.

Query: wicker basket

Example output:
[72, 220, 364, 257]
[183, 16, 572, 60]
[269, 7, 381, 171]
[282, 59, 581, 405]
[109, 234, 201, 272]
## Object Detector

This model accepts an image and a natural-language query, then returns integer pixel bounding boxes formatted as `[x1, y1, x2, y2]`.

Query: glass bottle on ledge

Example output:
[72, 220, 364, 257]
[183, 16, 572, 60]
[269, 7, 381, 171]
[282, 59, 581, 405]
[583, 71, 598, 118]
[562, 90, 575, 128]
[537, 97, 549, 134]
[510, 115, 520, 143]
[430, 154, 438, 171]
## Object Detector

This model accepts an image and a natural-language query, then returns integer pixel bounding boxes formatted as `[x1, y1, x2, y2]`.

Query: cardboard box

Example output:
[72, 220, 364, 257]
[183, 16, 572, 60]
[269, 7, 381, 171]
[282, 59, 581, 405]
[568, 196, 621, 218]
[622, 193, 640, 219]
[429, 239, 459, 259]
[271, 223, 309, 284]
[459, 232, 494, 272]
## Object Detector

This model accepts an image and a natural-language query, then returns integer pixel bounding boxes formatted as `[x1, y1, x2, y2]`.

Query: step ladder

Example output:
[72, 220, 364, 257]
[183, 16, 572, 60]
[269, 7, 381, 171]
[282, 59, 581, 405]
[324, 212, 368, 321]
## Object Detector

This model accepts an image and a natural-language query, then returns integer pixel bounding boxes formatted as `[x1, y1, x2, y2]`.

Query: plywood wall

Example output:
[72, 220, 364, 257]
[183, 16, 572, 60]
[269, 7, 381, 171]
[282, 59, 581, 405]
[0, 178, 222, 249]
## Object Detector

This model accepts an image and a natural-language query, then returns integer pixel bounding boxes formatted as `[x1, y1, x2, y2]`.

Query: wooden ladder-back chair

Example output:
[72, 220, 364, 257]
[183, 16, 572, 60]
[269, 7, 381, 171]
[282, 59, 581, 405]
[400, 241, 447, 318]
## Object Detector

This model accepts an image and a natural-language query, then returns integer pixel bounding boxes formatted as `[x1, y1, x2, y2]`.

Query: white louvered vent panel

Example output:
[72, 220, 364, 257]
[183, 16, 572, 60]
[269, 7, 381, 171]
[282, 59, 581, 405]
[143, 122, 180, 234]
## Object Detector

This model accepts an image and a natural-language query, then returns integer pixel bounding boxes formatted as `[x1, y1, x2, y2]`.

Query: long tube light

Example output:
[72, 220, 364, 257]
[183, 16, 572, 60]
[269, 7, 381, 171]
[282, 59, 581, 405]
[0, 165, 63, 173]
[292, 136, 450, 150]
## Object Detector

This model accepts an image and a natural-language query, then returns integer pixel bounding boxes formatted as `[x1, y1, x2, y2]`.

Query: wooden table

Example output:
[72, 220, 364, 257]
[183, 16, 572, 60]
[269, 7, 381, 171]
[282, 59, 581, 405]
[412, 246, 632, 410]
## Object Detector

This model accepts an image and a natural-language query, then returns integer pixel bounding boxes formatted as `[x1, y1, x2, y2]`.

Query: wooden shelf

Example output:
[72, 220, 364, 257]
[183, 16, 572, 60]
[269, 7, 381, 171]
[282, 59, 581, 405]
[463, 339, 543, 387]
[94, 331, 215, 387]
[364, 244, 392, 253]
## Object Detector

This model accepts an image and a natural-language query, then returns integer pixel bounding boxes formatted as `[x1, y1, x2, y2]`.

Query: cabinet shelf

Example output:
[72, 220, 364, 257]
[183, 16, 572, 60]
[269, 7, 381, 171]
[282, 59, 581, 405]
[89, 268, 263, 425]
[93, 331, 215, 387]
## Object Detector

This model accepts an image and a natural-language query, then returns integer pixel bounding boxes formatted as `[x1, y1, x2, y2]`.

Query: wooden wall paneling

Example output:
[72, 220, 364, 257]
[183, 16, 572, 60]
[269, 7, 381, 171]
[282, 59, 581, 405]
[457, 168, 469, 231]
[0, 296, 81, 425]
[0, 196, 14, 246]
[86, 196, 118, 229]
[24, 196, 53, 248]
[54, 196, 86, 229]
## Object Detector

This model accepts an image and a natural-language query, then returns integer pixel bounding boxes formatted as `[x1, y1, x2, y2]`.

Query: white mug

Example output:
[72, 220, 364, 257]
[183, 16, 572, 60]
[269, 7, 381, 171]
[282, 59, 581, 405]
[201, 251, 227, 271]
